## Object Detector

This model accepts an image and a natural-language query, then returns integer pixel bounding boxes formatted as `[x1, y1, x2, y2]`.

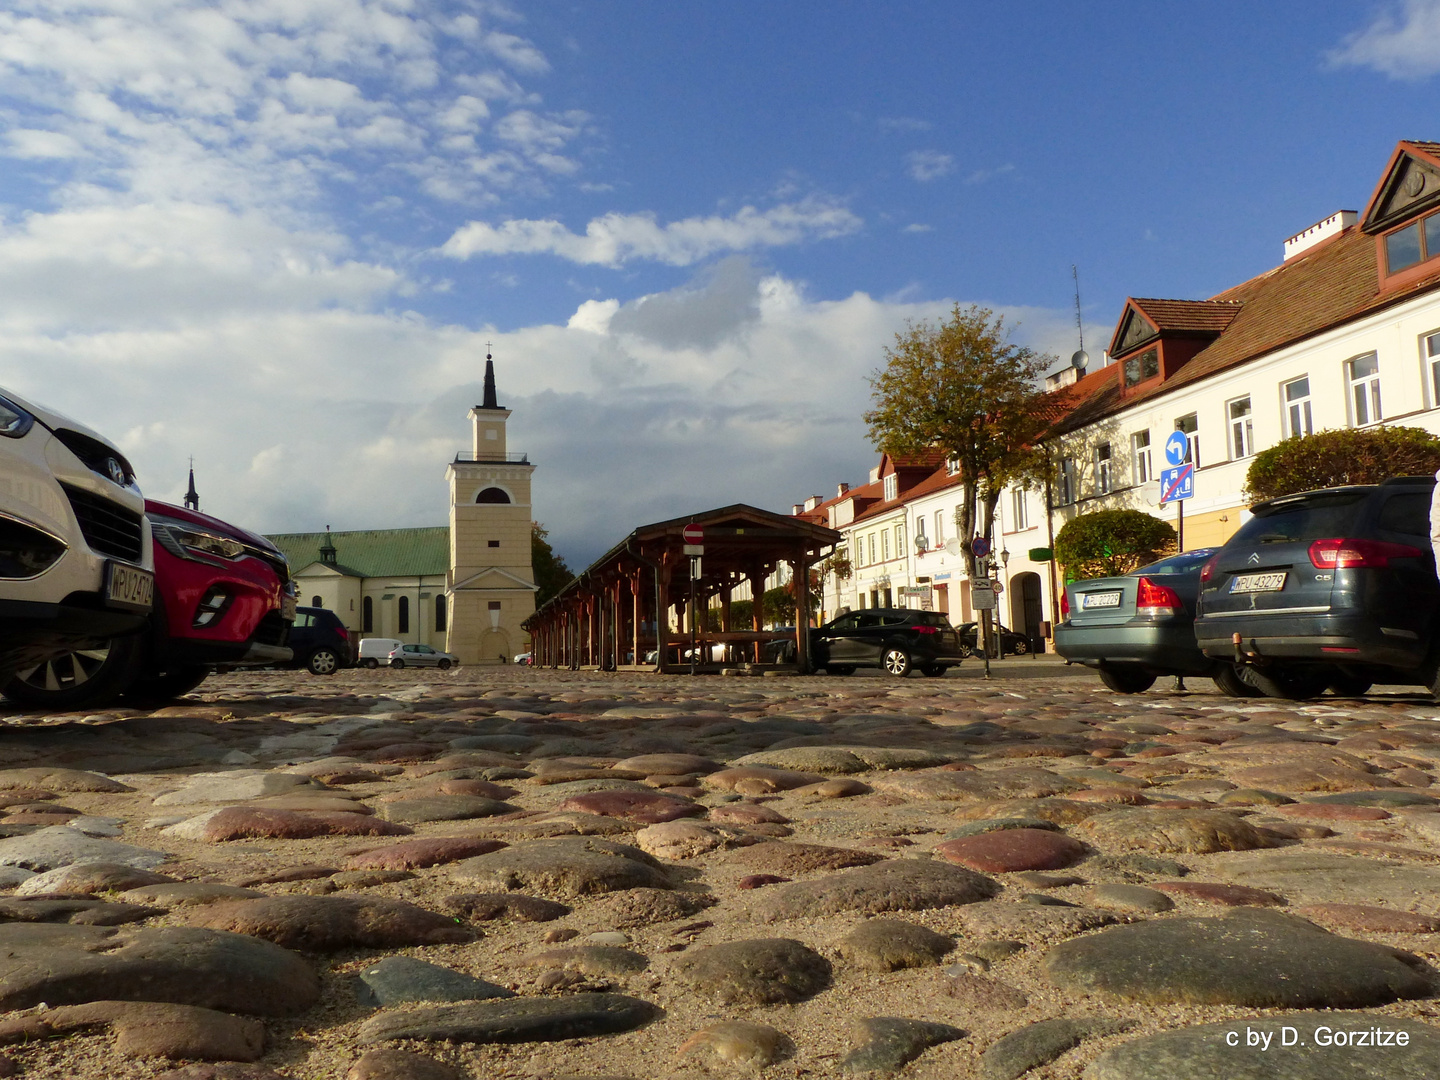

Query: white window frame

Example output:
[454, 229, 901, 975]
[868, 534, 875, 565]
[1175, 413, 1200, 468]
[883, 473, 898, 501]
[1426, 330, 1440, 408]
[1347, 353, 1382, 427]
[1094, 443, 1112, 495]
[1058, 458, 1077, 505]
[1131, 431, 1152, 485]
[1283, 376, 1313, 438]
[933, 510, 945, 545]
[881, 529, 890, 562]
[1227, 395, 1254, 459]
[1010, 487, 1028, 530]
[895, 523, 905, 557]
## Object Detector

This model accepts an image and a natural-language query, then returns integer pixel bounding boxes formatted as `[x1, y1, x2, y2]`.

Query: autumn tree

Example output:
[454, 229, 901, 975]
[865, 304, 1054, 574]
[531, 523, 574, 607]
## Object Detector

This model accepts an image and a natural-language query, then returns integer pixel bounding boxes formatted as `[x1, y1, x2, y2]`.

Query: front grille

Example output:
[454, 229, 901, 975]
[59, 483, 144, 561]
[252, 609, 291, 648]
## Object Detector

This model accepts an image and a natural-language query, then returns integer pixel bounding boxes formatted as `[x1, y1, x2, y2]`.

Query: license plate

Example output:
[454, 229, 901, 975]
[106, 561, 154, 611]
[1230, 571, 1287, 593]
[281, 594, 297, 621]
[1082, 591, 1121, 608]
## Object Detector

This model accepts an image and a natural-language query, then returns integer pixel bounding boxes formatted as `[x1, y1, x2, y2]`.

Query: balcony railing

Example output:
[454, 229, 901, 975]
[453, 451, 530, 464]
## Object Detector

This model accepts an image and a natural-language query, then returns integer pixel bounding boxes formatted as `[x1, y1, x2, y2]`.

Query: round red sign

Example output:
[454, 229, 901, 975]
[682, 524, 704, 544]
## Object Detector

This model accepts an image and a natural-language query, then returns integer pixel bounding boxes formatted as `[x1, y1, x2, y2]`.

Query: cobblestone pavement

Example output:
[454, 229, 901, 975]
[1, 661, 1438, 1079]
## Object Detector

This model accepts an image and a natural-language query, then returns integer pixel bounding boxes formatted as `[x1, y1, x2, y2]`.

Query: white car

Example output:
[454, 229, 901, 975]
[0, 387, 154, 699]
[387, 643, 459, 669]
[357, 637, 404, 669]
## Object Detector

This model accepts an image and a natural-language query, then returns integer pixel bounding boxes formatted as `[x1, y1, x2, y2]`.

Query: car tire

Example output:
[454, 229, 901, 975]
[1237, 664, 1329, 700]
[882, 647, 912, 677]
[124, 664, 210, 706]
[1327, 673, 1373, 697]
[363, 658, 379, 669]
[438, 658, 452, 670]
[920, 663, 947, 677]
[306, 648, 340, 676]
[2, 634, 144, 710]
[1009, 639, 1029, 657]
[390, 658, 405, 669]
[958, 643, 975, 658]
[1097, 664, 1157, 694]
[1212, 662, 1262, 698]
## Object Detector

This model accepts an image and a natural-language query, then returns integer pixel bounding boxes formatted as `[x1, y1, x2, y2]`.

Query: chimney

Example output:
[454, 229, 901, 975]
[837, 482, 850, 497]
[869, 466, 880, 484]
[1284, 211, 1357, 261]
[804, 494, 823, 512]
[792, 504, 804, 516]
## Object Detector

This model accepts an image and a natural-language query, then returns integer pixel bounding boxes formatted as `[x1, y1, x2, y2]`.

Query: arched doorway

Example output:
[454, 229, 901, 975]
[1009, 572, 1045, 653]
[481, 628, 511, 664]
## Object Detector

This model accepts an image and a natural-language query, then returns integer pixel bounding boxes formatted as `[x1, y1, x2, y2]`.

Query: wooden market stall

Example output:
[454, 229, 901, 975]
[522, 504, 840, 674]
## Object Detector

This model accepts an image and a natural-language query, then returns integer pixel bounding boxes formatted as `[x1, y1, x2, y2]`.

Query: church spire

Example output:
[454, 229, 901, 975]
[184, 458, 199, 511]
[480, 344, 501, 410]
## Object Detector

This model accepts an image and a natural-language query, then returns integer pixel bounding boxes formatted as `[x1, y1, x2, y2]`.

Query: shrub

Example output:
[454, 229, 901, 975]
[1054, 508, 1177, 580]
[1244, 426, 1440, 503]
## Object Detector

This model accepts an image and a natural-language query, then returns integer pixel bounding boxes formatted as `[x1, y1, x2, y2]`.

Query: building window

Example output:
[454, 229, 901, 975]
[398, 595, 410, 634]
[488, 600, 502, 611]
[1058, 457, 1077, 504]
[362, 596, 373, 632]
[868, 534, 876, 565]
[881, 529, 890, 561]
[1227, 396, 1254, 459]
[435, 595, 447, 632]
[1384, 210, 1440, 274]
[946, 456, 959, 475]
[1131, 431, 1152, 484]
[1175, 413, 1200, 467]
[310, 594, 322, 607]
[1426, 331, 1440, 407]
[1122, 348, 1160, 386]
[883, 474, 898, 501]
[1348, 353, 1382, 426]
[934, 510, 945, 545]
[895, 524, 905, 557]
[476, 487, 510, 504]
[1010, 487, 1028, 530]
[1283, 376, 1314, 437]
[1095, 443, 1112, 494]
[487, 539, 500, 548]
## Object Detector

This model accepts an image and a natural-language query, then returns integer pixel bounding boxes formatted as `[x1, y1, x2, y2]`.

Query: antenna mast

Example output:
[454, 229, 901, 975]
[1072, 264, 1084, 354]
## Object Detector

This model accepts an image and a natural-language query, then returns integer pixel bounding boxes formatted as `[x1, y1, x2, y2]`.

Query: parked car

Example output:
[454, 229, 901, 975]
[956, 621, 1034, 657]
[1053, 547, 1261, 696]
[358, 637, 403, 669]
[285, 606, 353, 675]
[770, 608, 967, 676]
[0, 387, 154, 705]
[1195, 478, 1440, 699]
[387, 643, 459, 669]
[513, 651, 533, 665]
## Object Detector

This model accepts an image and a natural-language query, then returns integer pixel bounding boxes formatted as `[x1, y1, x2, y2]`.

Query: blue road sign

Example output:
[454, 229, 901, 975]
[1164, 431, 1190, 467]
[971, 536, 992, 558]
[1160, 463, 1194, 503]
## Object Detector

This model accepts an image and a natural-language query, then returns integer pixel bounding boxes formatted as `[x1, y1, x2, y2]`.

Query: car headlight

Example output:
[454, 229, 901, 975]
[153, 520, 248, 562]
[0, 395, 35, 439]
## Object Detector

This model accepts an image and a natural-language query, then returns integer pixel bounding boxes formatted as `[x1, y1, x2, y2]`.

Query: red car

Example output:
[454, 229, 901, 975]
[3, 499, 295, 708]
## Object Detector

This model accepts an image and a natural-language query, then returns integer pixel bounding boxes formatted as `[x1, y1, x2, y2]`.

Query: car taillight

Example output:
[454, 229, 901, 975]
[1135, 576, 1182, 616]
[1059, 589, 1070, 617]
[335, 627, 349, 641]
[1308, 537, 1426, 569]
[913, 625, 938, 635]
[1199, 553, 1220, 583]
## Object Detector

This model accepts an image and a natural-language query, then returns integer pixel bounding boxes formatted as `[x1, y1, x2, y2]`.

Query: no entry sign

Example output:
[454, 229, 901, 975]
[682, 524, 704, 544]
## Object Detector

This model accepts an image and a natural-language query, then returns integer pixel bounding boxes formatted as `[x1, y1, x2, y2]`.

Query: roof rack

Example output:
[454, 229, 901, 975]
[1379, 475, 1438, 486]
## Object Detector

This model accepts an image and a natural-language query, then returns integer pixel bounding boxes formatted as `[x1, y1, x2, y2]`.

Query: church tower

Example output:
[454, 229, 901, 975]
[446, 351, 538, 664]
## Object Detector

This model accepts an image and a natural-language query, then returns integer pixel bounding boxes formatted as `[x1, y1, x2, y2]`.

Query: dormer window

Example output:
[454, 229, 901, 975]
[883, 474, 898, 501]
[1122, 348, 1160, 387]
[1384, 210, 1440, 274]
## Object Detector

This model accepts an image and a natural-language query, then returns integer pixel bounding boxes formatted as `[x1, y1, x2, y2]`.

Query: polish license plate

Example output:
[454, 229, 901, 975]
[106, 561, 154, 611]
[1082, 591, 1121, 608]
[281, 594, 298, 621]
[1230, 571, 1287, 593]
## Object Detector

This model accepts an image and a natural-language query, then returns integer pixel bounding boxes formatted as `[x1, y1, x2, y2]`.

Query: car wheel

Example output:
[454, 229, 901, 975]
[1327, 673, 1373, 697]
[2, 635, 143, 710]
[920, 663, 947, 677]
[363, 658, 379, 669]
[437, 658, 452, 670]
[1212, 662, 1262, 698]
[1009, 639, 1029, 656]
[306, 648, 340, 676]
[1097, 664, 1157, 694]
[1237, 664, 1329, 700]
[390, 658, 405, 669]
[958, 643, 975, 658]
[882, 648, 912, 677]
[124, 664, 210, 706]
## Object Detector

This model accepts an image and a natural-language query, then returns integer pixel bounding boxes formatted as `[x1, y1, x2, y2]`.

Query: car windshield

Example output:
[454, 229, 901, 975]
[1233, 492, 1367, 544]
[1133, 548, 1218, 575]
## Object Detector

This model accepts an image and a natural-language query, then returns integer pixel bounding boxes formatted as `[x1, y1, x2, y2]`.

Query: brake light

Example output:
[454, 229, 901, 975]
[335, 626, 349, 641]
[1060, 589, 1070, 617]
[1308, 537, 1426, 569]
[1135, 576, 1182, 616]
[913, 625, 938, 635]
[1199, 553, 1220, 583]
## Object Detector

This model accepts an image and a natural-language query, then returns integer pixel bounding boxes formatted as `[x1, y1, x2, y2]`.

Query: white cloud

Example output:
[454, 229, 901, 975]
[1329, 0, 1440, 79]
[906, 150, 954, 182]
[877, 116, 931, 133]
[902, 223, 933, 234]
[440, 197, 863, 267]
[965, 163, 1016, 185]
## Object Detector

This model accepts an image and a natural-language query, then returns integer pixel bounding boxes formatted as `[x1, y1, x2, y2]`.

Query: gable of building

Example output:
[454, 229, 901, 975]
[268, 527, 450, 579]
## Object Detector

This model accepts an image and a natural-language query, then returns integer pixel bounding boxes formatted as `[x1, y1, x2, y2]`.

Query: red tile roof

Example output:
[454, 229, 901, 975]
[1128, 297, 1243, 335]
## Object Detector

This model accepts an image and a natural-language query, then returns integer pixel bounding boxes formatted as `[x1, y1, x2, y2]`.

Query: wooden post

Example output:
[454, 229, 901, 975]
[748, 564, 766, 663]
[632, 570, 642, 667]
[655, 558, 672, 673]
[792, 550, 811, 673]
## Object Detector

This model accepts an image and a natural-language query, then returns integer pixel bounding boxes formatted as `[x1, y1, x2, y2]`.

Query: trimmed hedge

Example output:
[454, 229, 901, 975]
[1055, 508, 1177, 581]
[1244, 426, 1440, 504]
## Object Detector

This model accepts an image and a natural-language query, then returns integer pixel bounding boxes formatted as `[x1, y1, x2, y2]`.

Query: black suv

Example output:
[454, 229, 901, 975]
[286, 607, 354, 675]
[788, 608, 967, 677]
[1195, 477, 1438, 699]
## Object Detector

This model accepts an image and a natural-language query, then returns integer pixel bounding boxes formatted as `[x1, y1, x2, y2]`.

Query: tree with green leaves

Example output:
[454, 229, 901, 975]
[1054, 508, 1176, 580]
[1243, 426, 1440, 503]
[531, 522, 574, 607]
[865, 304, 1054, 574]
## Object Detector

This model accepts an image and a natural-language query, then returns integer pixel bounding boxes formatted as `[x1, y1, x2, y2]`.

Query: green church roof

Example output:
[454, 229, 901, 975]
[268, 527, 450, 579]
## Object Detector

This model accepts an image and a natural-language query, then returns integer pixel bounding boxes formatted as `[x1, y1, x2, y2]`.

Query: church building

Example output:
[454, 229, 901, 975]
[268, 354, 537, 664]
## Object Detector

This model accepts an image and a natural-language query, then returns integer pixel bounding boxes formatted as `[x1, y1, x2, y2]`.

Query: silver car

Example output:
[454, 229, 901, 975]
[387, 643, 459, 670]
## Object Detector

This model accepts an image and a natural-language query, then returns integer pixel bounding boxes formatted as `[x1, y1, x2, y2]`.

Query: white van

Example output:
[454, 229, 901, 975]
[357, 638, 403, 668]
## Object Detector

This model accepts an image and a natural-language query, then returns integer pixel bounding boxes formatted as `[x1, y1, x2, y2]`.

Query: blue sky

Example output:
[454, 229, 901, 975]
[1, 1, 1437, 567]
